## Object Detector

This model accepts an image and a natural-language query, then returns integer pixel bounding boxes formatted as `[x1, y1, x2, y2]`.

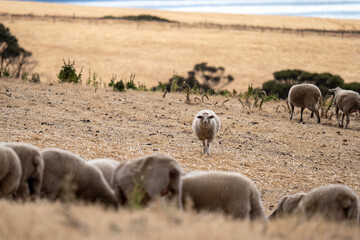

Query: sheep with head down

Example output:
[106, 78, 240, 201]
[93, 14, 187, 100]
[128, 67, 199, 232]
[41, 148, 118, 208]
[288, 83, 321, 124]
[269, 184, 360, 223]
[182, 171, 266, 221]
[112, 153, 183, 208]
[0, 145, 22, 198]
[192, 109, 221, 155]
[329, 87, 360, 129]
[87, 158, 120, 187]
[1, 142, 44, 200]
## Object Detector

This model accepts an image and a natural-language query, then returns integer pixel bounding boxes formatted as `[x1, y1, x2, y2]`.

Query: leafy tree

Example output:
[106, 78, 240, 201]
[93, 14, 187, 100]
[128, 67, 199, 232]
[0, 23, 33, 78]
[153, 62, 234, 94]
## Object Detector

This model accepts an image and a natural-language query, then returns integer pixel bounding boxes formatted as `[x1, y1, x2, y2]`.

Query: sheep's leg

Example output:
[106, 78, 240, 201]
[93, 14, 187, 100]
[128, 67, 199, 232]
[345, 114, 350, 129]
[202, 140, 207, 154]
[310, 112, 314, 118]
[299, 108, 305, 123]
[341, 113, 345, 128]
[30, 176, 42, 197]
[206, 140, 210, 155]
[335, 106, 341, 127]
[289, 103, 295, 120]
[14, 182, 30, 201]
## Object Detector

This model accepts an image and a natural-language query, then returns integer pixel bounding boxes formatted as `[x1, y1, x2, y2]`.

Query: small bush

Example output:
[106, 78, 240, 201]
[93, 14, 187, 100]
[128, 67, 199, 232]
[29, 72, 40, 83]
[0, 68, 11, 78]
[57, 59, 83, 84]
[86, 69, 101, 92]
[125, 74, 137, 90]
[219, 89, 231, 97]
[262, 69, 360, 98]
[21, 72, 28, 81]
[113, 80, 125, 92]
[137, 82, 148, 91]
[151, 81, 167, 92]
[102, 14, 175, 23]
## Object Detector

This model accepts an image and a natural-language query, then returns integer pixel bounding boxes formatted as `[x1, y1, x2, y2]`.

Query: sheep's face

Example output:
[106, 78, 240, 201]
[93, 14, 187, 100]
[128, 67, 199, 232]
[197, 113, 214, 126]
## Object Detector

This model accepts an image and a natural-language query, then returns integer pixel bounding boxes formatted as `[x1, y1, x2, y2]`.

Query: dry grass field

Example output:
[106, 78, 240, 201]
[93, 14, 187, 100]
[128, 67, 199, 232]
[0, 1, 360, 91]
[1, 78, 360, 239]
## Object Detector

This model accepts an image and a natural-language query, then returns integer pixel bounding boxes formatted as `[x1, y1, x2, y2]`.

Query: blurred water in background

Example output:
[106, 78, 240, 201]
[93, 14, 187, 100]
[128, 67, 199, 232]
[23, 0, 360, 19]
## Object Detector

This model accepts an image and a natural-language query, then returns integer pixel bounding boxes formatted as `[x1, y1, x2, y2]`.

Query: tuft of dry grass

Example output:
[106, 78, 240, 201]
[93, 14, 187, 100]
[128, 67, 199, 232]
[0, 199, 359, 240]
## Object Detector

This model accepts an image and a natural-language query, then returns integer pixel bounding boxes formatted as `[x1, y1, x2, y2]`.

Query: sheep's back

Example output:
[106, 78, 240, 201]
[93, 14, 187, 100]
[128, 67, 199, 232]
[335, 91, 360, 111]
[299, 184, 359, 221]
[288, 84, 321, 108]
[182, 172, 252, 210]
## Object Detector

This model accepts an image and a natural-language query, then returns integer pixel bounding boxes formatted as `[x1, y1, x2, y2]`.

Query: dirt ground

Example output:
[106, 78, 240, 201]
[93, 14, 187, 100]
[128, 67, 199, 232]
[1, 78, 360, 239]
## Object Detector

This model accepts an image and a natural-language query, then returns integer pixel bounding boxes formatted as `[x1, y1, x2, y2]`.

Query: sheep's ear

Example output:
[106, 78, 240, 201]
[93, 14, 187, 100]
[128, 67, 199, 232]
[329, 88, 335, 92]
[208, 115, 214, 119]
[197, 116, 203, 119]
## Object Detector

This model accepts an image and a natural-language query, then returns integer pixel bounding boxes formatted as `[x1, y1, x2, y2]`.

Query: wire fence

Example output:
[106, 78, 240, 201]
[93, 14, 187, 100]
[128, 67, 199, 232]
[1, 12, 359, 38]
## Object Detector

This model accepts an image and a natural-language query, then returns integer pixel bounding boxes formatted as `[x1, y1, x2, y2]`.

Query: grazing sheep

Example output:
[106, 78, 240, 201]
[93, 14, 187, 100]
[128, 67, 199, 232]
[88, 158, 120, 187]
[329, 87, 360, 129]
[41, 149, 118, 208]
[0, 146, 22, 198]
[1, 142, 44, 200]
[268, 193, 306, 219]
[113, 154, 183, 208]
[182, 171, 266, 221]
[269, 184, 360, 223]
[288, 83, 321, 123]
[192, 109, 221, 155]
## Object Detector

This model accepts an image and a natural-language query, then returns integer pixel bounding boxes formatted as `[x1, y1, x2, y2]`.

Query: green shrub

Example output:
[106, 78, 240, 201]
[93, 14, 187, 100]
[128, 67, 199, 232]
[137, 82, 148, 91]
[113, 80, 125, 92]
[101, 14, 175, 23]
[152, 62, 233, 95]
[261, 69, 356, 99]
[57, 59, 83, 84]
[219, 89, 231, 97]
[343, 82, 360, 93]
[21, 72, 28, 81]
[151, 81, 167, 92]
[125, 74, 137, 90]
[0, 68, 11, 78]
[29, 72, 40, 83]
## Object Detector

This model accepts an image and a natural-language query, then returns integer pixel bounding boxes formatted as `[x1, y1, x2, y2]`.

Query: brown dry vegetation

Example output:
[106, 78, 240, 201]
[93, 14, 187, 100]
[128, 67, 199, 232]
[1, 78, 360, 239]
[1, 1, 360, 91]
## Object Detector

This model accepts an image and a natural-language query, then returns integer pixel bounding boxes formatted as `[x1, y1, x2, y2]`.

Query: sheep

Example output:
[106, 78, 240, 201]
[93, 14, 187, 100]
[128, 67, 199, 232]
[0, 146, 22, 198]
[288, 83, 321, 124]
[112, 153, 183, 208]
[329, 87, 360, 129]
[182, 171, 266, 221]
[268, 193, 306, 219]
[41, 148, 118, 208]
[87, 158, 120, 187]
[192, 109, 221, 155]
[1, 142, 44, 200]
[269, 184, 360, 223]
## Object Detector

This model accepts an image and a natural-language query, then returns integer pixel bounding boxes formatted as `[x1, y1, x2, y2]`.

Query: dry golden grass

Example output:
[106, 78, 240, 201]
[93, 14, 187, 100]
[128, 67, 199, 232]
[1, 78, 360, 239]
[0, 1, 360, 91]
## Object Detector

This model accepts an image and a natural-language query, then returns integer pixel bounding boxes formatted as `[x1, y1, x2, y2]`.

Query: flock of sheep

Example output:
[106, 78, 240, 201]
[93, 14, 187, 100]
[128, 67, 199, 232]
[0, 84, 359, 225]
[288, 85, 360, 128]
